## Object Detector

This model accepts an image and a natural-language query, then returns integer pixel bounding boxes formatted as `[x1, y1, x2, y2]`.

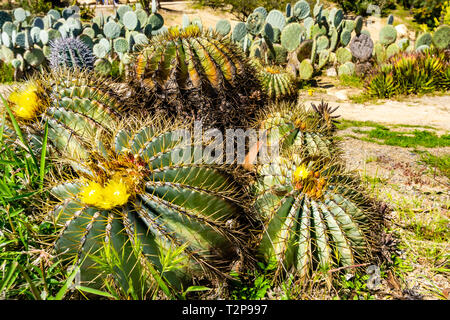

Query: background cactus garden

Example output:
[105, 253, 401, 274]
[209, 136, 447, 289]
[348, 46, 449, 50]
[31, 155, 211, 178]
[0, 0, 448, 302]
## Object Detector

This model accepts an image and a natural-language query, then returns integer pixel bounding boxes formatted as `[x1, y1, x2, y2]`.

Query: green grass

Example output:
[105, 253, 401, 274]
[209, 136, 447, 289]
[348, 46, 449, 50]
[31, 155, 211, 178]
[339, 75, 364, 88]
[337, 119, 449, 148]
[0, 63, 15, 84]
[420, 153, 450, 179]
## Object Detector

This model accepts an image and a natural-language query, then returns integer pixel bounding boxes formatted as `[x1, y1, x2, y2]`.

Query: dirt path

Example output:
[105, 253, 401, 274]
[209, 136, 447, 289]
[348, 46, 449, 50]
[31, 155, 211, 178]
[299, 88, 450, 132]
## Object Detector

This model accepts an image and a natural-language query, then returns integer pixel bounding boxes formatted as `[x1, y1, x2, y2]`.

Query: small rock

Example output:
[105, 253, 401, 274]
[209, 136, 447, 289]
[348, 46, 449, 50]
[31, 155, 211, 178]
[395, 24, 408, 39]
[334, 90, 348, 101]
[326, 67, 337, 77]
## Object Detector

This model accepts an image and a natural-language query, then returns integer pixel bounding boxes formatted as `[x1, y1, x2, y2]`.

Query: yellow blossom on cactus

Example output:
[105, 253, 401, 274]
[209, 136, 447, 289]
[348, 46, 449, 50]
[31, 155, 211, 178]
[307, 89, 315, 96]
[293, 164, 310, 182]
[79, 181, 104, 207]
[101, 178, 130, 209]
[8, 83, 42, 120]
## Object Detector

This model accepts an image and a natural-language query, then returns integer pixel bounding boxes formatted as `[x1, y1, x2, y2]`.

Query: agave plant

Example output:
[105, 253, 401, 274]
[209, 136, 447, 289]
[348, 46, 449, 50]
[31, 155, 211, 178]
[132, 25, 265, 130]
[367, 48, 450, 98]
[48, 118, 251, 293]
[1, 69, 125, 159]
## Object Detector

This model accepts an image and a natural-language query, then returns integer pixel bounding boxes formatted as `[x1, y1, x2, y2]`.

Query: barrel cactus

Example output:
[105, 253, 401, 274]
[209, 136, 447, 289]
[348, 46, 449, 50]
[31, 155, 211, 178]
[49, 37, 95, 71]
[250, 103, 383, 281]
[256, 64, 296, 101]
[132, 25, 264, 130]
[2, 69, 125, 159]
[251, 102, 337, 162]
[252, 152, 381, 281]
[49, 119, 250, 292]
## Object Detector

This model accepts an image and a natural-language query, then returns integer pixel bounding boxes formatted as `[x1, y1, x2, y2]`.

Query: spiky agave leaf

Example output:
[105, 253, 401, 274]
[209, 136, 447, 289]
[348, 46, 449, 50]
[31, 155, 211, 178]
[256, 64, 296, 101]
[49, 118, 251, 292]
[132, 25, 265, 130]
[1, 69, 126, 160]
[310, 100, 340, 132]
[252, 149, 382, 282]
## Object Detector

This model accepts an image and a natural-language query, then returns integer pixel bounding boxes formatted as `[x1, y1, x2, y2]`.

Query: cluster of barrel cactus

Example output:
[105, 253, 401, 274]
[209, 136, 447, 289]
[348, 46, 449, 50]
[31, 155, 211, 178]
[0, 2, 391, 297]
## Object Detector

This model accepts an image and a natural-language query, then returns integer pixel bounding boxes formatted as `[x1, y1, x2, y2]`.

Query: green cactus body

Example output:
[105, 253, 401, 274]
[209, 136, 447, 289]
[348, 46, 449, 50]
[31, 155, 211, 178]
[123, 11, 139, 31]
[374, 42, 387, 64]
[329, 27, 338, 51]
[265, 10, 286, 31]
[104, 21, 121, 39]
[336, 47, 352, 64]
[246, 11, 265, 36]
[286, 3, 292, 18]
[50, 122, 248, 291]
[312, 23, 327, 38]
[316, 35, 329, 52]
[338, 61, 355, 76]
[318, 50, 329, 69]
[281, 23, 303, 52]
[133, 26, 263, 130]
[293, 1, 310, 20]
[257, 65, 296, 100]
[94, 58, 112, 75]
[387, 14, 394, 25]
[268, 44, 288, 65]
[0, 10, 12, 29]
[299, 59, 314, 80]
[24, 48, 44, 67]
[2, 70, 125, 159]
[340, 30, 351, 46]
[415, 32, 432, 49]
[355, 16, 363, 35]
[386, 43, 400, 58]
[232, 22, 247, 42]
[251, 102, 379, 280]
[432, 25, 450, 50]
[216, 19, 231, 36]
[379, 25, 397, 46]
[254, 6, 268, 20]
[147, 13, 164, 31]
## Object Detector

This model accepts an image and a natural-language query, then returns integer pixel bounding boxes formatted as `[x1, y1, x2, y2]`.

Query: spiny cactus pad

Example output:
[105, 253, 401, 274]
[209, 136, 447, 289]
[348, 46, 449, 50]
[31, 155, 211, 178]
[432, 25, 450, 50]
[281, 23, 303, 52]
[379, 25, 397, 46]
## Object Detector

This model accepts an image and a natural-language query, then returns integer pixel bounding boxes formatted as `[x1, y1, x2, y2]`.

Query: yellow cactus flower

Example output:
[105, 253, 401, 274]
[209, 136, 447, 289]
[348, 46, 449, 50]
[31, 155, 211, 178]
[307, 89, 315, 96]
[293, 164, 310, 183]
[79, 181, 104, 207]
[102, 178, 130, 209]
[8, 83, 42, 121]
